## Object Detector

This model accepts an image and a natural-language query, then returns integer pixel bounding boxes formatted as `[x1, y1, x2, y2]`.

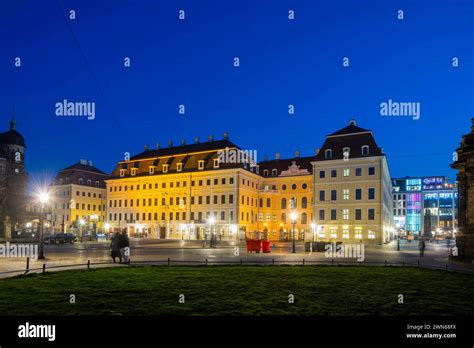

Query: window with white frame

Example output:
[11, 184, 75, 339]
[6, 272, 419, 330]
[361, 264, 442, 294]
[343, 168, 350, 177]
[343, 189, 349, 200]
[325, 149, 332, 159]
[343, 147, 350, 159]
[330, 228, 337, 239]
[177, 163, 183, 172]
[342, 209, 349, 220]
[266, 213, 271, 222]
[355, 228, 362, 239]
[198, 160, 204, 170]
[343, 229, 349, 239]
[213, 158, 219, 168]
[163, 164, 169, 173]
[368, 230, 376, 239]
[263, 169, 269, 177]
[120, 169, 126, 177]
[362, 145, 369, 156]
[131, 168, 138, 176]
[149, 166, 155, 174]
[272, 169, 277, 176]
[258, 213, 263, 222]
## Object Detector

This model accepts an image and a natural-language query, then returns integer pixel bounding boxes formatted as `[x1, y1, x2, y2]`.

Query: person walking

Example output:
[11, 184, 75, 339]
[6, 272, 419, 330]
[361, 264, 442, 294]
[120, 230, 130, 264]
[110, 232, 122, 263]
[419, 239, 426, 257]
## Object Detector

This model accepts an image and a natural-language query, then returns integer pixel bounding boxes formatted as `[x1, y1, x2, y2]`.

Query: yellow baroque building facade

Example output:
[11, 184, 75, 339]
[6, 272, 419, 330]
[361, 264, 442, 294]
[105, 121, 393, 244]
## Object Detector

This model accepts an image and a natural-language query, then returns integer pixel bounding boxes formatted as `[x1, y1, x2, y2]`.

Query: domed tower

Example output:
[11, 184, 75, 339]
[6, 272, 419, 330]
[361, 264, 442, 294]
[0, 116, 26, 174]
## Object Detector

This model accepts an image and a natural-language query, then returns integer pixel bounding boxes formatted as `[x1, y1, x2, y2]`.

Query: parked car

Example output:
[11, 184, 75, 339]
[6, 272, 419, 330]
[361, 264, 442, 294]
[44, 233, 77, 245]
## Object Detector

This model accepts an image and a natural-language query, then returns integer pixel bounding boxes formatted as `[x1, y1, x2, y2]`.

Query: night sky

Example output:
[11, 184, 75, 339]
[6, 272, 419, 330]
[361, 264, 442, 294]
[0, 0, 472, 183]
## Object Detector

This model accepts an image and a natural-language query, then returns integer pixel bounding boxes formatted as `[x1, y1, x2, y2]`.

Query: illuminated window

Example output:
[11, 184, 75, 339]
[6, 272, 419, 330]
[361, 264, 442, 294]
[330, 228, 337, 239]
[343, 189, 349, 200]
[177, 163, 183, 172]
[162, 164, 169, 173]
[343, 229, 349, 239]
[355, 228, 362, 239]
[258, 213, 263, 222]
[368, 230, 375, 239]
[198, 160, 205, 170]
[266, 213, 271, 222]
[318, 229, 326, 238]
[342, 209, 349, 220]
[343, 147, 350, 159]
[343, 168, 350, 177]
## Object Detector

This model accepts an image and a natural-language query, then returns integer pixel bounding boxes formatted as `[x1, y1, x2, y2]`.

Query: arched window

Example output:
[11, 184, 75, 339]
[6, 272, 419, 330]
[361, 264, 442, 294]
[281, 198, 287, 209]
[272, 169, 277, 176]
[259, 198, 263, 208]
[325, 149, 332, 159]
[302, 197, 308, 209]
[362, 145, 369, 156]
[301, 213, 307, 224]
[281, 213, 286, 223]
[266, 198, 271, 208]
[290, 197, 297, 209]
[263, 169, 269, 177]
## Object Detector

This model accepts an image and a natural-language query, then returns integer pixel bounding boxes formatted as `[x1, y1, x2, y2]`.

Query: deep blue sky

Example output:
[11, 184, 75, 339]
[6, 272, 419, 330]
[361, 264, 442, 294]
[1, 0, 472, 183]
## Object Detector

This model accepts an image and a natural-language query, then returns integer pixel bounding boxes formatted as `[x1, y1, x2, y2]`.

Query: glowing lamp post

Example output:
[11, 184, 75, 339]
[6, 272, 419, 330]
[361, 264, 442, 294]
[37, 191, 50, 260]
[290, 212, 297, 253]
[208, 216, 216, 248]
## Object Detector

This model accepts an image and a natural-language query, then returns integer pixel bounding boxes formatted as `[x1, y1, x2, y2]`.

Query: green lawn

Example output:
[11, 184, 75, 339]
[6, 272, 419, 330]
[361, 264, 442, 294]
[0, 266, 472, 316]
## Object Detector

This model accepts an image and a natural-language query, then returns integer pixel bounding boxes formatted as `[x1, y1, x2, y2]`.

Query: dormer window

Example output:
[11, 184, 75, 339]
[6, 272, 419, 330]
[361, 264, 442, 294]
[263, 169, 269, 177]
[78, 178, 84, 184]
[65, 177, 69, 183]
[213, 158, 219, 168]
[95, 181, 100, 187]
[149, 166, 155, 175]
[163, 164, 169, 173]
[177, 163, 183, 172]
[343, 147, 350, 159]
[87, 179, 92, 185]
[120, 169, 127, 177]
[272, 169, 277, 176]
[131, 168, 138, 176]
[362, 145, 369, 156]
[198, 160, 205, 170]
[325, 149, 333, 159]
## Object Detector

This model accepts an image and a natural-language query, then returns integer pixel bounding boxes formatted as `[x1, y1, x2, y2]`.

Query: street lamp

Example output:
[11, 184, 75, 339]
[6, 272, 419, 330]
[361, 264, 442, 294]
[208, 216, 216, 248]
[79, 218, 85, 242]
[290, 212, 297, 253]
[37, 191, 50, 260]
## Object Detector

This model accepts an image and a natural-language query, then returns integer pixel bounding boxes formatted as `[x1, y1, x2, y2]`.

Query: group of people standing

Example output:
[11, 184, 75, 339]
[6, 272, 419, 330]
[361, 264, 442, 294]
[110, 231, 130, 263]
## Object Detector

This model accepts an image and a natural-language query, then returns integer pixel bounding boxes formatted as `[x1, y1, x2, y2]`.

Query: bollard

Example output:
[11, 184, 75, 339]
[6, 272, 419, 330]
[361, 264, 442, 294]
[205, 258, 208, 266]
[303, 259, 305, 266]
[272, 258, 275, 265]
[24, 257, 30, 275]
[167, 257, 170, 266]
[42, 264, 46, 275]
[87, 260, 90, 270]
[384, 260, 387, 267]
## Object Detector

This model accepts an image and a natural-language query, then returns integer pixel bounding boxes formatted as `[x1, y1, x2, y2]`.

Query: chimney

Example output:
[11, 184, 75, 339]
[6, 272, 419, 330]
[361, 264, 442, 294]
[295, 150, 300, 158]
[275, 152, 280, 160]
[208, 135, 214, 142]
[168, 140, 173, 147]
[223, 132, 229, 140]
[181, 138, 186, 145]
[144, 144, 149, 151]
[194, 136, 199, 144]
[315, 148, 320, 156]
[156, 143, 161, 149]
[349, 119, 357, 126]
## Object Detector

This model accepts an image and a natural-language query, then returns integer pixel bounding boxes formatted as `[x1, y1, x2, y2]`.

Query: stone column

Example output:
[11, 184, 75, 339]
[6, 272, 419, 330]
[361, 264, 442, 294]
[451, 119, 474, 260]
